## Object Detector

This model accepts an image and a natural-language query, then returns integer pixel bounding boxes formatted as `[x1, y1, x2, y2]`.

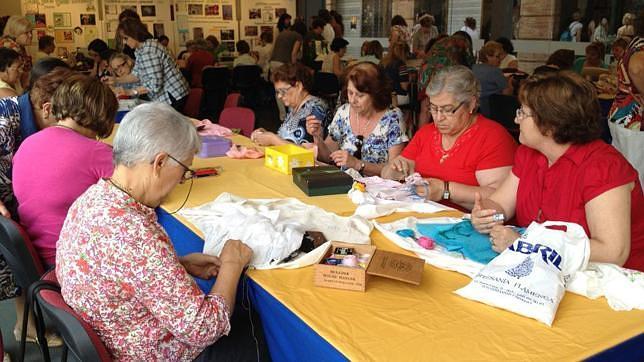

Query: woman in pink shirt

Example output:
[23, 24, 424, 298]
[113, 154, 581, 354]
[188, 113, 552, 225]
[13, 73, 117, 267]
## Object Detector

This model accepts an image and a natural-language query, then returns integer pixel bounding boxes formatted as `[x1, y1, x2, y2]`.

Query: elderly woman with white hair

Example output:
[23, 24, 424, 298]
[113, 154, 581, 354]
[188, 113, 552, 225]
[382, 65, 517, 210]
[56, 102, 254, 361]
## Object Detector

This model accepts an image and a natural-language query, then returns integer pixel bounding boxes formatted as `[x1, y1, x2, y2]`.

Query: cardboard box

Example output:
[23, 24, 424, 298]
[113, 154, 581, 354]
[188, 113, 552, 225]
[314, 242, 425, 292]
[264, 144, 315, 175]
[292, 166, 354, 196]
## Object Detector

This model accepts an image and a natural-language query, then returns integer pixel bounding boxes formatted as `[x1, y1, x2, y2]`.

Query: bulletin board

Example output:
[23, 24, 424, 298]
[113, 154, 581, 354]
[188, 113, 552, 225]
[174, 0, 237, 56]
[239, 0, 295, 51]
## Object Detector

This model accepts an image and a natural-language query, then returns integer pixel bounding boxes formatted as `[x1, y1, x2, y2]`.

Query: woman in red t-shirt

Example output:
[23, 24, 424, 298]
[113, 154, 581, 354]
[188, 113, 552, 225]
[472, 71, 644, 271]
[382, 65, 517, 210]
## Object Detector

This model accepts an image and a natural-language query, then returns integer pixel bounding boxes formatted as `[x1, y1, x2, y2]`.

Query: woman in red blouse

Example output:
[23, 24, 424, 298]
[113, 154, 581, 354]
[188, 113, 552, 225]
[472, 71, 644, 271]
[382, 65, 517, 210]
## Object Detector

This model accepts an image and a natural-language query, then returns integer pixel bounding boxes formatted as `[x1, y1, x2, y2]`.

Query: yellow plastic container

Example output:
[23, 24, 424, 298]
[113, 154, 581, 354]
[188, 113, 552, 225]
[264, 144, 315, 175]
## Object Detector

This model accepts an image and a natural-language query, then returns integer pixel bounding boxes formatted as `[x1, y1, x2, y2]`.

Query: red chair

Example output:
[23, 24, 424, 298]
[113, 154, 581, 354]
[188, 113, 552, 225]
[0, 216, 46, 361]
[182, 88, 203, 119]
[32, 271, 112, 362]
[218, 107, 255, 137]
[223, 93, 240, 109]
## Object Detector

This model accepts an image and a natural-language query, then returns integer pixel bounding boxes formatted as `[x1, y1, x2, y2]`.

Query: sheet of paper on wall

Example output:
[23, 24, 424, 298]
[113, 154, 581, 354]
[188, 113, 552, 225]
[83, 26, 97, 44]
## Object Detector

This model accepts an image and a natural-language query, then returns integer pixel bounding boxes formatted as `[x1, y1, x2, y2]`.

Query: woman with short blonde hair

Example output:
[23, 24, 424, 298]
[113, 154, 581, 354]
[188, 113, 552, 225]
[1, 15, 33, 89]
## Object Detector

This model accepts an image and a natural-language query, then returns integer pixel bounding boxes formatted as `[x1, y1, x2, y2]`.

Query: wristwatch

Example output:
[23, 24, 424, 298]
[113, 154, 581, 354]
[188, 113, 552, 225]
[442, 180, 451, 200]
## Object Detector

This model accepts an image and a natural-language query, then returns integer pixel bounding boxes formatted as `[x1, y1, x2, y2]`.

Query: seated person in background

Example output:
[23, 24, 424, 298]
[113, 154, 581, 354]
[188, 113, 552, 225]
[206, 35, 227, 62]
[471, 72, 643, 271]
[13, 74, 116, 267]
[412, 14, 438, 58]
[382, 41, 410, 106]
[34, 35, 55, 62]
[233, 40, 257, 68]
[611, 37, 629, 65]
[321, 37, 349, 78]
[356, 40, 383, 65]
[57, 103, 254, 360]
[573, 42, 607, 73]
[0, 47, 21, 98]
[383, 65, 516, 211]
[472, 40, 512, 116]
[495, 37, 518, 69]
[87, 38, 109, 78]
[251, 63, 330, 146]
[533, 49, 576, 75]
[108, 52, 140, 92]
[186, 38, 215, 88]
[307, 62, 408, 176]
[97, 48, 117, 78]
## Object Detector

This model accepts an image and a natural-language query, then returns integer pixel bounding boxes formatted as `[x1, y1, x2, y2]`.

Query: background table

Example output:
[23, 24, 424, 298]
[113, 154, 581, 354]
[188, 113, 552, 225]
[157, 135, 644, 361]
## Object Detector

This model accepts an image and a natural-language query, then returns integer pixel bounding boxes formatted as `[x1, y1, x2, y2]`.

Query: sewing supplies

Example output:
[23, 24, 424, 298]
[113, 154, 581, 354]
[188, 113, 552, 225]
[395, 229, 435, 250]
[334, 247, 354, 256]
[341, 255, 359, 267]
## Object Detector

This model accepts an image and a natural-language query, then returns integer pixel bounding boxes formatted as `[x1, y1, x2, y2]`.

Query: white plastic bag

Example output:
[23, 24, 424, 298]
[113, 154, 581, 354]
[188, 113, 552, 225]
[455, 221, 590, 326]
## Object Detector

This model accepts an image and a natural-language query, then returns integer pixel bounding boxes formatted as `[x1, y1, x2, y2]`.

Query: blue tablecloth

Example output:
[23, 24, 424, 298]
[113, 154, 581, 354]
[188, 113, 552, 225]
[156, 209, 347, 362]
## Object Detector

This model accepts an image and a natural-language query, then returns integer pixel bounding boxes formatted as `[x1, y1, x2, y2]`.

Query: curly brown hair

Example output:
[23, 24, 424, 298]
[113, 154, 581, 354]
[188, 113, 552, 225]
[51, 74, 118, 139]
[343, 62, 392, 111]
[271, 63, 314, 92]
[518, 71, 601, 144]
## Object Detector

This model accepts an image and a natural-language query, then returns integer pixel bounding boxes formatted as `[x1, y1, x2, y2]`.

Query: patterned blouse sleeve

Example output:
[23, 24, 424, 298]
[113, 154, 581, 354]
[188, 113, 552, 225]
[0, 97, 20, 155]
[385, 107, 409, 148]
[126, 223, 230, 348]
[328, 103, 348, 143]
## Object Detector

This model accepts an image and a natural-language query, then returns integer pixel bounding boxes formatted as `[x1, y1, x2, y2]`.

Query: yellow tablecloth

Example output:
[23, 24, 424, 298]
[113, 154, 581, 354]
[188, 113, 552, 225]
[157, 135, 644, 360]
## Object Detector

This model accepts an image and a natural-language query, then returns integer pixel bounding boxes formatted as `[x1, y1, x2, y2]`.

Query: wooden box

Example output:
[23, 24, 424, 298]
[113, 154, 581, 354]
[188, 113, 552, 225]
[314, 242, 425, 292]
[264, 144, 315, 175]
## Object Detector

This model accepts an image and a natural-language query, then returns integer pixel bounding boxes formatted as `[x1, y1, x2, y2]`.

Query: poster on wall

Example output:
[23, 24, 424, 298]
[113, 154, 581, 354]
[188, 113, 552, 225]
[80, 14, 96, 25]
[188, 4, 203, 16]
[104, 4, 117, 16]
[141, 5, 156, 17]
[153, 23, 165, 38]
[222, 5, 232, 20]
[205, 4, 219, 16]
[54, 29, 74, 43]
[53, 12, 72, 27]
[84, 26, 98, 43]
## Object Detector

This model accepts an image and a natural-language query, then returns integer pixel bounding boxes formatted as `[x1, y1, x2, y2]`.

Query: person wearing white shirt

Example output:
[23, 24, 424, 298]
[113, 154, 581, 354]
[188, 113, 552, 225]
[233, 40, 257, 68]
[460, 17, 479, 40]
[319, 9, 336, 44]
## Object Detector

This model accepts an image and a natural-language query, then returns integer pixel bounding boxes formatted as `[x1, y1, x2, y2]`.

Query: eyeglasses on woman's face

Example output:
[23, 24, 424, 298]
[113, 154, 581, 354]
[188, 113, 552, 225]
[275, 85, 293, 97]
[429, 100, 466, 118]
[515, 107, 533, 120]
[167, 154, 195, 183]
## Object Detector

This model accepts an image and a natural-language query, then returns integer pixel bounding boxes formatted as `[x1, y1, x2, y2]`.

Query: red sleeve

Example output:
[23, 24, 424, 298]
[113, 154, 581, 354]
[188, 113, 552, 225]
[511, 145, 532, 179]
[400, 124, 431, 161]
[475, 119, 517, 170]
[581, 148, 638, 203]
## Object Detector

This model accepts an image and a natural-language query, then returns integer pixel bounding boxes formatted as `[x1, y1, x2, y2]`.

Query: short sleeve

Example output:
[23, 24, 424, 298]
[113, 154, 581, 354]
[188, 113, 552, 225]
[581, 149, 638, 203]
[511, 145, 532, 179]
[328, 104, 349, 143]
[385, 108, 408, 148]
[474, 121, 516, 170]
[91, 141, 115, 179]
[400, 124, 430, 161]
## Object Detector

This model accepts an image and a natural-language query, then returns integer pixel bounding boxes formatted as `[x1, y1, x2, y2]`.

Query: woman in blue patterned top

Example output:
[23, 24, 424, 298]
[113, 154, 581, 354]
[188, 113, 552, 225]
[251, 63, 331, 146]
[306, 62, 408, 176]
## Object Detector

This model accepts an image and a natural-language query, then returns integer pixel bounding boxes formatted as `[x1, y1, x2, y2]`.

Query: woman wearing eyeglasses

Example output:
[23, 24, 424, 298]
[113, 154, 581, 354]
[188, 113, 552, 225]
[306, 62, 408, 176]
[56, 102, 256, 360]
[1, 16, 33, 91]
[251, 63, 330, 146]
[382, 65, 516, 211]
[108, 52, 142, 96]
[471, 72, 644, 271]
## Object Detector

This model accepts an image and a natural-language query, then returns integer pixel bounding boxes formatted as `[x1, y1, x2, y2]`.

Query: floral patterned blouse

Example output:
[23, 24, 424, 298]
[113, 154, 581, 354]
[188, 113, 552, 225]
[56, 179, 231, 361]
[328, 103, 408, 164]
[0, 96, 22, 208]
[278, 95, 331, 144]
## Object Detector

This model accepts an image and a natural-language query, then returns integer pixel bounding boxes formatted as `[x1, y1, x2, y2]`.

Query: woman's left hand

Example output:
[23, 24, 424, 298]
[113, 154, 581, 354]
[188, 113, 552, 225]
[489, 225, 520, 253]
[330, 149, 359, 169]
[179, 253, 221, 279]
[252, 130, 277, 146]
[415, 178, 445, 201]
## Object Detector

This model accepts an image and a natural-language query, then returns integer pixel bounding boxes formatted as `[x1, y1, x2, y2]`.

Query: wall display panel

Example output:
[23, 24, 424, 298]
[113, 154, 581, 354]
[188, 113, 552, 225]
[239, 0, 295, 51]
[174, 0, 238, 56]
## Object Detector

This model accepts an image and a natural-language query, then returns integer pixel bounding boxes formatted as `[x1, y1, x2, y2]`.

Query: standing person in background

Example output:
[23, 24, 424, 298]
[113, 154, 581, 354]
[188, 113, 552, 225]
[256, 31, 273, 80]
[496, 37, 519, 69]
[593, 18, 609, 43]
[277, 13, 292, 33]
[185, 39, 214, 88]
[302, 18, 325, 69]
[390, 15, 411, 46]
[382, 42, 410, 106]
[412, 14, 438, 58]
[107, 19, 189, 110]
[318, 9, 335, 45]
[330, 10, 344, 38]
[205, 35, 226, 63]
[87, 39, 109, 78]
[35, 35, 55, 62]
[617, 13, 636, 41]
[321, 38, 348, 78]
[116, 9, 140, 60]
[1, 16, 33, 90]
[568, 11, 584, 42]
[270, 20, 302, 120]
[460, 17, 479, 40]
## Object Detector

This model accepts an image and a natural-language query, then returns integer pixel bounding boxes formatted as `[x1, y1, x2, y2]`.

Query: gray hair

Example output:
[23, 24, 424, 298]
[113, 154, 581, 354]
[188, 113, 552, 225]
[113, 102, 200, 167]
[426, 65, 481, 105]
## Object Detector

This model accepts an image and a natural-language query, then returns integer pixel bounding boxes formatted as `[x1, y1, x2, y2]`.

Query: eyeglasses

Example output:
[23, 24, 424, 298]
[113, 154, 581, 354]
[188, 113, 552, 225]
[275, 85, 292, 97]
[429, 100, 466, 118]
[167, 154, 195, 183]
[515, 107, 533, 120]
[112, 61, 127, 70]
[354, 135, 364, 160]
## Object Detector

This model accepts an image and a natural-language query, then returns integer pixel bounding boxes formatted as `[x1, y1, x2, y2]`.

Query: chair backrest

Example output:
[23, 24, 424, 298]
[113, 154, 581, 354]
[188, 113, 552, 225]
[201, 66, 231, 91]
[0, 216, 44, 289]
[201, 66, 232, 122]
[232, 65, 263, 90]
[224, 93, 241, 109]
[36, 271, 112, 362]
[183, 88, 203, 118]
[218, 107, 255, 137]
[313, 72, 340, 96]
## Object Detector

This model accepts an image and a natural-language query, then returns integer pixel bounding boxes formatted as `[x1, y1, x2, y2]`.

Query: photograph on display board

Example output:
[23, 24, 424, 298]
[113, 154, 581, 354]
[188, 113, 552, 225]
[80, 14, 96, 26]
[53, 12, 72, 27]
[222, 5, 233, 20]
[223, 41, 235, 52]
[260, 26, 273, 37]
[275, 8, 287, 17]
[121, 5, 138, 14]
[141, 5, 156, 17]
[244, 26, 258, 37]
[105, 5, 117, 16]
[73, 26, 83, 35]
[35, 14, 46, 28]
[178, 31, 189, 46]
[220, 29, 234, 41]
[262, 7, 274, 23]
[249, 8, 261, 19]
[83, 26, 97, 43]
[193, 27, 204, 40]
[153, 23, 165, 38]
[188, 4, 203, 16]
[205, 4, 219, 16]
[54, 29, 74, 43]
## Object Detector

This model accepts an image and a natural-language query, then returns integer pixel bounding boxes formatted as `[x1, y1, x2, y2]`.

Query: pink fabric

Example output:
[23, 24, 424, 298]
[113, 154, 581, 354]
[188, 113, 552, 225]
[195, 119, 234, 137]
[12, 127, 114, 266]
[225, 144, 264, 159]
